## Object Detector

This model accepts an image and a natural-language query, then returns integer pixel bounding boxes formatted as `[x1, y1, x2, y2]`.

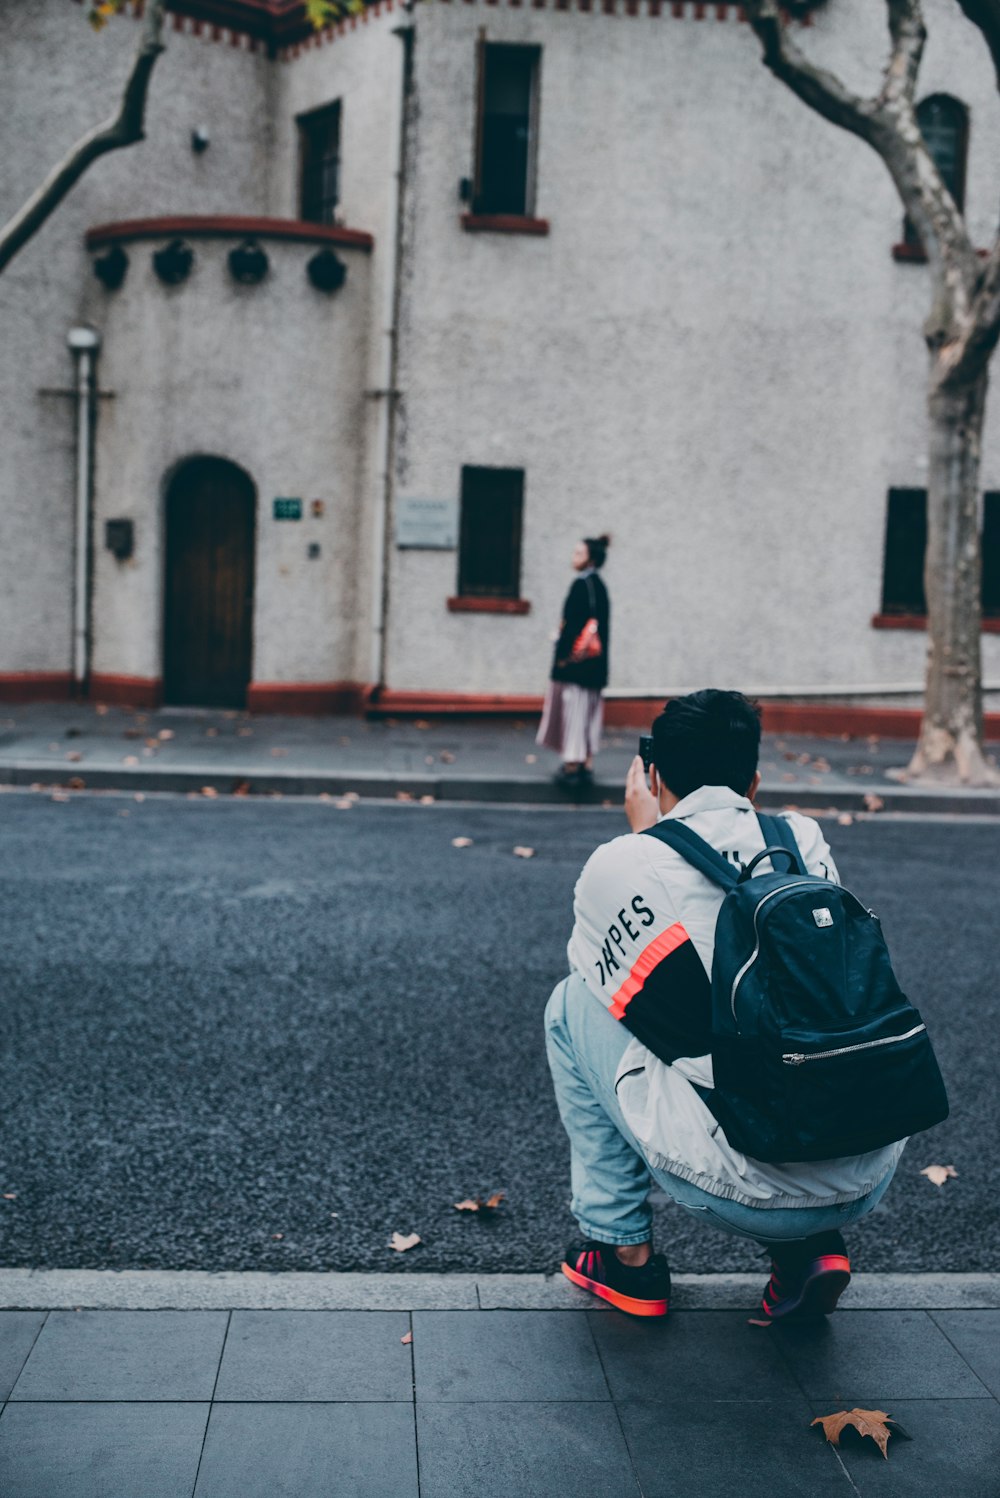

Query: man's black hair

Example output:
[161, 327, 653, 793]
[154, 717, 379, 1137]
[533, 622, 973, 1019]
[651, 689, 761, 801]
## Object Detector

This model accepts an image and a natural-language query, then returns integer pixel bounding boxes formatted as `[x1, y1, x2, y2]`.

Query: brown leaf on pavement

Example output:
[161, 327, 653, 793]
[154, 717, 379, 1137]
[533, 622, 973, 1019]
[525, 754, 537, 764]
[158, 729, 174, 741]
[811, 1408, 898, 1460]
[95, 704, 109, 716]
[863, 793, 885, 813]
[66, 751, 82, 762]
[414, 720, 430, 730]
[453, 1192, 505, 1213]
[145, 738, 159, 749]
[837, 813, 854, 826]
[513, 846, 535, 858]
[920, 1164, 958, 1187]
[812, 758, 831, 773]
[395, 791, 413, 802]
[439, 750, 455, 763]
[2, 1193, 16, 1200]
[389, 1232, 422, 1253]
[401, 1330, 413, 1344]
[68, 777, 85, 791]
[200, 786, 218, 798]
[485, 1191, 506, 1209]
[122, 756, 139, 766]
[451, 837, 473, 848]
[419, 795, 435, 804]
[232, 782, 251, 797]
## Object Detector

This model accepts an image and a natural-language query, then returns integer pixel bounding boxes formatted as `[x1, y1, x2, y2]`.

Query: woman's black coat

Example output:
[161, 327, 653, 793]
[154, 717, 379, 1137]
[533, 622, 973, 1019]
[550, 572, 610, 691]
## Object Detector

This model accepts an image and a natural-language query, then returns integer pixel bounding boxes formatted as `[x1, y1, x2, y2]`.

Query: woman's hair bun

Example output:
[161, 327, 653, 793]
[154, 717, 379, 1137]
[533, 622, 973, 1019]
[584, 532, 611, 567]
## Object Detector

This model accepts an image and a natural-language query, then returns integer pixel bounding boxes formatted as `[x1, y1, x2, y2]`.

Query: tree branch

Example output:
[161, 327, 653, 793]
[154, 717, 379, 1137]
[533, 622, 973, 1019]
[938, 233, 1000, 384]
[741, 0, 880, 145]
[954, 0, 1000, 94]
[0, 1, 166, 276]
[881, 0, 926, 108]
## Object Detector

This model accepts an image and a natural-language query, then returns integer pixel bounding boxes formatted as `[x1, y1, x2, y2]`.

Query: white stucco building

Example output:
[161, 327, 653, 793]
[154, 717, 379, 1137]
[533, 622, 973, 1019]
[2, 0, 999, 722]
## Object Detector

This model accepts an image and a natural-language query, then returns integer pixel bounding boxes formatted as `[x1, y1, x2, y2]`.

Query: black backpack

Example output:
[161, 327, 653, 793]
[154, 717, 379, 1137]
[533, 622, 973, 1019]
[642, 813, 949, 1162]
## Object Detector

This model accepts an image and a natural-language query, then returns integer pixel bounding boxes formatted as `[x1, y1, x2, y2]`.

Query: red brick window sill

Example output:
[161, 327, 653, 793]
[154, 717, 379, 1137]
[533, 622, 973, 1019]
[460, 214, 550, 237]
[447, 596, 531, 615]
[892, 242, 990, 263]
[872, 612, 1000, 633]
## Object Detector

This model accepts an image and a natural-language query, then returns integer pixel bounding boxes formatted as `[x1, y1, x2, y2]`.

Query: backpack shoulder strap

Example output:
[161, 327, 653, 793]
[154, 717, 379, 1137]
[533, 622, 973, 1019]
[641, 820, 739, 891]
[755, 812, 807, 876]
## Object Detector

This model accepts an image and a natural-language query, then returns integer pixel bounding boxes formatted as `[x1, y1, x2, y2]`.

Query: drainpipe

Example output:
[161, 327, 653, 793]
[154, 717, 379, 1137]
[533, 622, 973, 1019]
[369, 16, 414, 693]
[67, 325, 101, 696]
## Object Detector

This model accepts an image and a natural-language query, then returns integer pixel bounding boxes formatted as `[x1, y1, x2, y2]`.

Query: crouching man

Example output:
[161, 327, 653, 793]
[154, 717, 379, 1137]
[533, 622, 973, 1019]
[544, 690, 907, 1324]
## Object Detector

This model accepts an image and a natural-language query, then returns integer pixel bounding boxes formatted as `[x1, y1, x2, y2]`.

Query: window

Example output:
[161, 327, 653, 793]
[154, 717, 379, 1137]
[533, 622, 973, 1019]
[474, 45, 540, 216]
[880, 487, 1000, 618]
[903, 95, 968, 249]
[881, 488, 928, 615]
[983, 492, 1000, 617]
[298, 102, 342, 226]
[458, 466, 524, 599]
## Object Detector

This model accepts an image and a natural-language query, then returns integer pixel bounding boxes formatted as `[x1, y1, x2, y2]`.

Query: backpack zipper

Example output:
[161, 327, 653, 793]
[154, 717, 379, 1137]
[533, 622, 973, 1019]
[782, 1023, 926, 1065]
[729, 879, 831, 1023]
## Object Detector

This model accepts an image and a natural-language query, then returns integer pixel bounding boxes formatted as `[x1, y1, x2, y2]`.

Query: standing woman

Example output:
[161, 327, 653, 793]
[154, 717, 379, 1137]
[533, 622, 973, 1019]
[536, 535, 611, 789]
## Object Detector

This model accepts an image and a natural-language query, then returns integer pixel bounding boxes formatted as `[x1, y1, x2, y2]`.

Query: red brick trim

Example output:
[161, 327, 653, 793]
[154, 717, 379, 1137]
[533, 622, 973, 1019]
[460, 214, 550, 236]
[90, 674, 164, 708]
[368, 690, 544, 717]
[246, 680, 372, 714]
[86, 217, 374, 252]
[0, 672, 75, 704]
[604, 696, 1000, 740]
[871, 612, 1000, 633]
[446, 596, 532, 614]
[893, 242, 990, 264]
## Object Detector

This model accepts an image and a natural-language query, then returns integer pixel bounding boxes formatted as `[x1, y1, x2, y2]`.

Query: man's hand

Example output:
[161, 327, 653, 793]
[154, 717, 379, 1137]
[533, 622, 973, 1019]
[625, 755, 660, 833]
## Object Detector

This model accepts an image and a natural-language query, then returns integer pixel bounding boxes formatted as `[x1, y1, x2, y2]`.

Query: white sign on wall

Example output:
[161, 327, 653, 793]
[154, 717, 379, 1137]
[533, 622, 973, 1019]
[396, 497, 459, 550]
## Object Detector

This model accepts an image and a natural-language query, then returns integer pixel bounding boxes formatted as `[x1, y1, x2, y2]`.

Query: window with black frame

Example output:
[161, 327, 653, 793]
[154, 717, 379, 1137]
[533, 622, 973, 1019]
[299, 102, 342, 226]
[474, 46, 540, 216]
[881, 487, 1000, 617]
[458, 467, 525, 599]
[903, 95, 968, 249]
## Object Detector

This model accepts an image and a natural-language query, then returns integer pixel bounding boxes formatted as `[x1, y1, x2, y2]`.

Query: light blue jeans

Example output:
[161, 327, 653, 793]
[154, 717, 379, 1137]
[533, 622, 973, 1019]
[544, 974, 896, 1249]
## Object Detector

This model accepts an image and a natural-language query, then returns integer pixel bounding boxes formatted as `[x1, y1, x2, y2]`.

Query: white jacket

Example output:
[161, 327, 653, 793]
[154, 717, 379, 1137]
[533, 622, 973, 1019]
[567, 786, 904, 1209]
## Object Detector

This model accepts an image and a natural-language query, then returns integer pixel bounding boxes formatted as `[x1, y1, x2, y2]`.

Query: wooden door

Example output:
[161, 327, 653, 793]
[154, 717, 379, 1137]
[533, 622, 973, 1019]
[163, 458, 255, 708]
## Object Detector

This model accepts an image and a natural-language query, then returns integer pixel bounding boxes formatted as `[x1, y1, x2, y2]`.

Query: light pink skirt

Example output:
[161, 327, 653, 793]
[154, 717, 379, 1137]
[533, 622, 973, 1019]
[536, 682, 604, 762]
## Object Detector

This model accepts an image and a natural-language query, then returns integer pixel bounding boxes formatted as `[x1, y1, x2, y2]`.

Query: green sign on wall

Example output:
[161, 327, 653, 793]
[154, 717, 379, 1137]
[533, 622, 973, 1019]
[273, 497, 303, 521]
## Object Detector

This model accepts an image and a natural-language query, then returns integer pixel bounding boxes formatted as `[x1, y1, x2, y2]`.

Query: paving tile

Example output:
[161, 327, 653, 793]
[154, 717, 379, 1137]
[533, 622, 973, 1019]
[617, 1398, 852, 1497]
[214, 1311, 412, 1401]
[416, 1401, 639, 1498]
[773, 1311, 992, 1402]
[929, 1311, 1000, 1398]
[194, 1402, 417, 1498]
[589, 1310, 803, 1401]
[0, 1313, 46, 1399]
[829, 1398, 1000, 1496]
[9, 1309, 228, 1401]
[412, 1310, 608, 1402]
[0, 1401, 208, 1498]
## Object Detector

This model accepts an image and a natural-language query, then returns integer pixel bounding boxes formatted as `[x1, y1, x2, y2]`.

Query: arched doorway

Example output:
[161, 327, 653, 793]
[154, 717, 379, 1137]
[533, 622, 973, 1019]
[163, 457, 256, 708]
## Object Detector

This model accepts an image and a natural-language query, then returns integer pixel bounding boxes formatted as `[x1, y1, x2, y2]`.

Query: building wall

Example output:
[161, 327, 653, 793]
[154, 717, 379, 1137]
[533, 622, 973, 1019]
[0, 2, 274, 680]
[385, 0, 1000, 699]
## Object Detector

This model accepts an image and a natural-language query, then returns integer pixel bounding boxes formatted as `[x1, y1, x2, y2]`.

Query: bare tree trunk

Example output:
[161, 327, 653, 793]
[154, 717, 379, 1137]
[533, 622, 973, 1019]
[908, 368, 999, 783]
[0, 1, 165, 276]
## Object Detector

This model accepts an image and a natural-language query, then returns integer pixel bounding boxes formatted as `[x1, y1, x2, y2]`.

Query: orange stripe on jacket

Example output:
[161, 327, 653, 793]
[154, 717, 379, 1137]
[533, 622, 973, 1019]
[608, 922, 691, 1019]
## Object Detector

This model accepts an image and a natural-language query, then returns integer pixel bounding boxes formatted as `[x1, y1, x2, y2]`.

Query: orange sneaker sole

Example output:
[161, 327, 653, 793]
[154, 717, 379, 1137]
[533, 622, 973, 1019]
[561, 1260, 669, 1317]
[748, 1255, 851, 1327]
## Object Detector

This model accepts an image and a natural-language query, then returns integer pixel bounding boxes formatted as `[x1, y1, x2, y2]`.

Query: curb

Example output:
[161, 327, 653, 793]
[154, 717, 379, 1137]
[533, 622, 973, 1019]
[2, 763, 1000, 815]
[1, 1269, 998, 1312]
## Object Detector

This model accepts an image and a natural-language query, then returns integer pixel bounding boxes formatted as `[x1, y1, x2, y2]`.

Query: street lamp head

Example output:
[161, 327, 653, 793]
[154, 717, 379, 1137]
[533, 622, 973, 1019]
[67, 325, 101, 353]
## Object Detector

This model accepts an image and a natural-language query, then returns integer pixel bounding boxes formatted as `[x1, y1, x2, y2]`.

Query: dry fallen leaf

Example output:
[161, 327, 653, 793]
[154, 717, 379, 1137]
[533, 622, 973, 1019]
[414, 720, 431, 730]
[419, 795, 435, 805]
[134, 793, 145, 803]
[401, 1330, 413, 1344]
[145, 738, 158, 749]
[812, 758, 831, 773]
[811, 1408, 899, 1460]
[451, 837, 473, 848]
[453, 1192, 505, 1213]
[513, 846, 535, 859]
[158, 729, 174, 741]
[200, 786, 218, 798]
[439, 750, 455, 763]
[863, 793, 885, 813]
[389, 1232, 421, 1253]
[396, 791, 414, 802]
[525, 754, 537, 764]
[920, 1164, 958, 1187]
[95, 704, 109, 716]
[2, 1193, 16, 1200]
[65, 751, 82, 762]
[335, 798, 354, 810]
[68, 777, 85, 791]
[122, 755, 139, 766]
[837, 813, 854, 826]
[232, 782, 251, 797]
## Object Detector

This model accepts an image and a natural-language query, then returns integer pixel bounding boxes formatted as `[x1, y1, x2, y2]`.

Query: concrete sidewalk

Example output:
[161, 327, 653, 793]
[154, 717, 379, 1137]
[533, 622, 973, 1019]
[1, 1275, 997, 1496]
[2, 701, 999, 813]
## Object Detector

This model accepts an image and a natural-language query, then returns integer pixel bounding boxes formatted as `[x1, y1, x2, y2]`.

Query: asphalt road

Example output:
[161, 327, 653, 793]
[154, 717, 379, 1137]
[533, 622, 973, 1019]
[0, 794, 995, 1276]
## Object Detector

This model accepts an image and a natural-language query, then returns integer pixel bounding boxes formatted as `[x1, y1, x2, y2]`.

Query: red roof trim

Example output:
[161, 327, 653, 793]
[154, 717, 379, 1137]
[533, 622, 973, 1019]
[460, 214, 550, 236]
[871, 612, 1000, 633]
[85, 216, 374, 251]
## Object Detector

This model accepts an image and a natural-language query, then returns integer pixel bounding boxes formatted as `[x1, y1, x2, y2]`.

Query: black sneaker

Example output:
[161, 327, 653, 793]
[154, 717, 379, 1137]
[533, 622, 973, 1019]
[562, 1240, 670, 1317]
[749, 1231, 851, 1327]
